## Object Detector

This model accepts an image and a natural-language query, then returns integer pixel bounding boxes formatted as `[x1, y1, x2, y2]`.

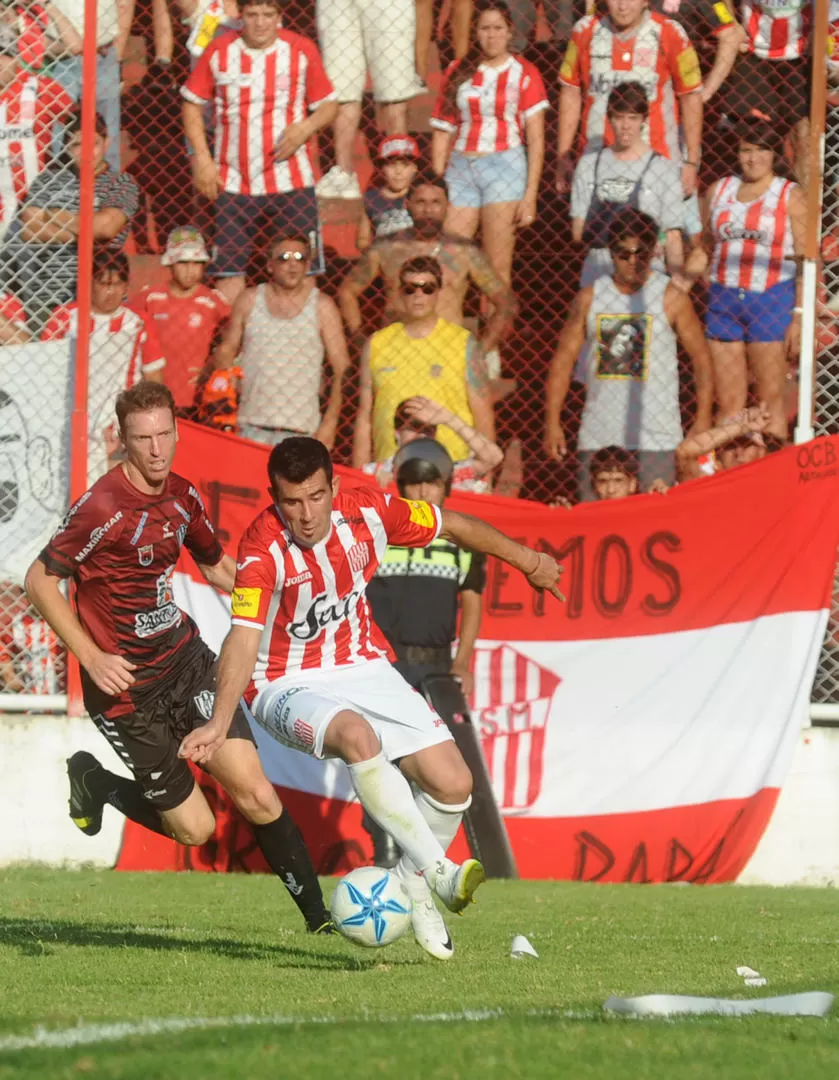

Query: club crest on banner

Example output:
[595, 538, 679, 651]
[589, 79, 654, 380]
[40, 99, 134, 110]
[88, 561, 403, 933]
[470, 644, 560, 812]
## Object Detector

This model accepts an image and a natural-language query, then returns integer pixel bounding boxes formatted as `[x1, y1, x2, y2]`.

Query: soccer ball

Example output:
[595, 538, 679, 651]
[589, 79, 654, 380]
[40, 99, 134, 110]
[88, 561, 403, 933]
[330, 866, 413, 947]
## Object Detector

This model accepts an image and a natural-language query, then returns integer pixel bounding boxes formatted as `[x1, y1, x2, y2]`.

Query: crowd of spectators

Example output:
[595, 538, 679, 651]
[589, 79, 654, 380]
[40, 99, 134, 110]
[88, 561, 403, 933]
[0, 0, 829, 693]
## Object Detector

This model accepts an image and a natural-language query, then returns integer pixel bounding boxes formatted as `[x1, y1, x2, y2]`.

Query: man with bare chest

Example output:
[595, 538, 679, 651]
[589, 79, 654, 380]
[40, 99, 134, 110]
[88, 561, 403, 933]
[211, 233, 350, 448]
[338, 174, 519, 359]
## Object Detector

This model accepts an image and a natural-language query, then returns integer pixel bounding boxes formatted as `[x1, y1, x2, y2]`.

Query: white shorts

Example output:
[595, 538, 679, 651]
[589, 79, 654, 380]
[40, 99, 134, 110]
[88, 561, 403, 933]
[316, 0, 419, 103]
[251, 659, 454, 761]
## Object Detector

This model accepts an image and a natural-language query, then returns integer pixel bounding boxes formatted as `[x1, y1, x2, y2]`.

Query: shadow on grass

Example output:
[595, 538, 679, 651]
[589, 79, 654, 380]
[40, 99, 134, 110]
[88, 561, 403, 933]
[0, 916, 422, 971]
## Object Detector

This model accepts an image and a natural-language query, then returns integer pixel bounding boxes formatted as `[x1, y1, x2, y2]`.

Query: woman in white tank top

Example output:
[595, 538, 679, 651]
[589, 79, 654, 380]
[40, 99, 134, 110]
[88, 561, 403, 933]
[700, 118, 806, 442]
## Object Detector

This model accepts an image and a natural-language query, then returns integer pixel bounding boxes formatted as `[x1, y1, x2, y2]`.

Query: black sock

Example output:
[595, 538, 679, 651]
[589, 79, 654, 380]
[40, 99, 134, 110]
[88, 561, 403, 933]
[252, 812, 329, 929]
[90, 767, 169, 837]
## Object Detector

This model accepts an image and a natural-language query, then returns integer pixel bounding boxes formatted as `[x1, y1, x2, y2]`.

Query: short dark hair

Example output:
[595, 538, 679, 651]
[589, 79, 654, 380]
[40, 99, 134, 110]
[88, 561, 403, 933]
[65, 110, 108, 140]
[589, 445, 639, 481]
[399, 256, 443, 289]
[608, 207, 660, 253]
[92, 249, 129, 283]
[268, 436, 333, 488]
[606, 81, 649, 117]
[407, 171, 449, 201]
[736, 115, 782, 156]
[116, 381, 176, 435]
[239, 0, 282, 10]
[270, 232, 312, 257]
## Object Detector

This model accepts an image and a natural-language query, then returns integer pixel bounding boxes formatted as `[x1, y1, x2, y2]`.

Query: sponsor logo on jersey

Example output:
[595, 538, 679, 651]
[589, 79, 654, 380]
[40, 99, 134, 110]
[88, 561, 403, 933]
[286, 570, 313, 586]
[347, 542, 370, 574]
[176, 523, 187, 548]
[74, 511, 123, 562]
[719, 222, 767, 243]
[287, 590, 360, 641]
[174, 501, 191, 522]
[237, 556, 260, 570]
[401, 499, 436, 529]
[231, 587, 261, 617]
[129, 511, 149, 546]
[134, 602, 181, 638]
[138, 544, 154, 566]
[193, 689, 214, 720]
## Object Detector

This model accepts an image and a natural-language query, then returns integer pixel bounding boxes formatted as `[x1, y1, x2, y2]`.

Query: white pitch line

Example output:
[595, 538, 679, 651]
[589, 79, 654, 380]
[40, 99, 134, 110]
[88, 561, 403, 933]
[0, 1007, 590, 1053]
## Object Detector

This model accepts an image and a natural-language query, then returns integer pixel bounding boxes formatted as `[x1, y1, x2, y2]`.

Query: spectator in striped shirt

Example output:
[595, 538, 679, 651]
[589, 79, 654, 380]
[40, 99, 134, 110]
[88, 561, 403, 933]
[17, 110, 139, 332]
[41, 251, 165, 481]
[0, 26, 74, 246]
[722, 0, 811, 182]
[430, 1, 548, 288]
[0, 292, 29, 344]
[181, 0, 338, 305]
[700, 118, 806, 442]
[556, 0, 703, 204]
[0, 580, 63, 695]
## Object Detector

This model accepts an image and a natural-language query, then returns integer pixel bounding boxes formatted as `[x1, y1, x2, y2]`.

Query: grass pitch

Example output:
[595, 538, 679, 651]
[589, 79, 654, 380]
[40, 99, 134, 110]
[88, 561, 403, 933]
[1, 868, 838, 1078]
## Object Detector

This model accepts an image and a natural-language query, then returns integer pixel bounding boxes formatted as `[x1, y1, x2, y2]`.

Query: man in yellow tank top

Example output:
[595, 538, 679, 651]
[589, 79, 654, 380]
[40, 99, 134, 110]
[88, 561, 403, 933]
[353, 256, 495, 467]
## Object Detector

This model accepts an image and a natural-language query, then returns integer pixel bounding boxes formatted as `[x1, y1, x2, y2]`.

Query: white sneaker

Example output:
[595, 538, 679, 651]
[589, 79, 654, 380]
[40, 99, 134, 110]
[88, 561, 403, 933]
[432, 857, 486, 915]
[316, 166, 361, 200]
[397, 866, 453, 960]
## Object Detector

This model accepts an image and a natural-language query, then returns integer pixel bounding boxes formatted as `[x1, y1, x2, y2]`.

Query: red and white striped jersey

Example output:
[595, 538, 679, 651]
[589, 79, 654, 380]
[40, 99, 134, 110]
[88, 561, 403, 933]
[741, 0, 811, 60]
[231, 487, 442, 696]
[0, 72, 74, 241]
[0, 292, 26, 330]
[0, 601, 63, 695]
[41, 303, 166, 381]
[181, 29, 336, 195]
[709, 174, 797, 291]
[431, 55, 548, 154]
[560, 11, 702, 161]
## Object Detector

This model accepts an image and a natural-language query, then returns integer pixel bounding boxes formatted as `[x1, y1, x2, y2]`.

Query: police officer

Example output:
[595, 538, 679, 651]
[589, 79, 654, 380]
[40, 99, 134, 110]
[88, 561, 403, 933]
[365, 437, 486, 866]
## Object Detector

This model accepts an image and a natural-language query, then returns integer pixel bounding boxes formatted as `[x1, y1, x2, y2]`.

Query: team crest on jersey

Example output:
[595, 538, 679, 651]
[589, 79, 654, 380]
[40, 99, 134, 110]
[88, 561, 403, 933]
[193, 690, 214, 720]
[138, 544, 154, 566]
[347, 542, 370, 574]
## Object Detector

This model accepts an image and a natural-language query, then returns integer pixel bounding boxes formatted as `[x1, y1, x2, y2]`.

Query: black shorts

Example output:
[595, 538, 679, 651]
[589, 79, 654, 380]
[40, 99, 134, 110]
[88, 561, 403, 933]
[212, 188, 325, 277]
[723, 53, 810, 135]
[83, 638, 255, 811]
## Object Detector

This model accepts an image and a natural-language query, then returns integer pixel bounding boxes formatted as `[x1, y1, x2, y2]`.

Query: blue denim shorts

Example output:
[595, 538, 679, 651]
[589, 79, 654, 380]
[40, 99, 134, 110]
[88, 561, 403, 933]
[445, 146, 527, 208]
[706, 279, 795, 344]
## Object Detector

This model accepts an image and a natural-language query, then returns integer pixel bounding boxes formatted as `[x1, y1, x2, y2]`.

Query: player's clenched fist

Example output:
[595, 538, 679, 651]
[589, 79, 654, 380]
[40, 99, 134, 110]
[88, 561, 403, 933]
[179, 720, 229, 764]
[524, 551, 565, 602]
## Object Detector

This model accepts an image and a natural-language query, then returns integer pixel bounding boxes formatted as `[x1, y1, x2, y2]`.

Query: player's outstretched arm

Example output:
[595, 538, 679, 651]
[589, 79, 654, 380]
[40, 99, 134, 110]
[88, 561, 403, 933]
[178, 623, 261, 764]
[24, 558, 137, 695]
[197, 553, 237, 594]
[438, 510, 564, 601]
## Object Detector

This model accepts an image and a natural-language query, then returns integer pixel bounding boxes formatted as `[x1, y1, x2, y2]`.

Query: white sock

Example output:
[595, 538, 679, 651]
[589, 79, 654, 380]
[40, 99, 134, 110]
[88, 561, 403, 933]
[348, 753, 443, 874]
[396, 791, 473, 894]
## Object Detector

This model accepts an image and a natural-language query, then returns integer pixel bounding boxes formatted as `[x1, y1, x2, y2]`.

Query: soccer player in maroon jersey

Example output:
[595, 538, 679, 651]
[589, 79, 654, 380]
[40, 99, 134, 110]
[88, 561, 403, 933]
[25, 383, 331, 933]
[180, 436, 562, 959]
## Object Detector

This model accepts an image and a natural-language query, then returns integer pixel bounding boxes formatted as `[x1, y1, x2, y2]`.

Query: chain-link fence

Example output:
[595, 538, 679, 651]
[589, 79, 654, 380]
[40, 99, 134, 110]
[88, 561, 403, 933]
[0, 0, 833, 706]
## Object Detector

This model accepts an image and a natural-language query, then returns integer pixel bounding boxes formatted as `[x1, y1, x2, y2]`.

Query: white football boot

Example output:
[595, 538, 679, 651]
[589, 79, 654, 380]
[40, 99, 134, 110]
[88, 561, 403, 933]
[396, 865, 454, 961]
[432, 857, 486, 914]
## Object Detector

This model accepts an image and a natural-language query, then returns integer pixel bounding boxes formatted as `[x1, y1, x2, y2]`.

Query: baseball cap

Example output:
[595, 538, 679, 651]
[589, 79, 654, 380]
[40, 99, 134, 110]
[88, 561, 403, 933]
[394, 437, 454, 488]
[161, 226, 211, 266]
[377, 135, 420, 162]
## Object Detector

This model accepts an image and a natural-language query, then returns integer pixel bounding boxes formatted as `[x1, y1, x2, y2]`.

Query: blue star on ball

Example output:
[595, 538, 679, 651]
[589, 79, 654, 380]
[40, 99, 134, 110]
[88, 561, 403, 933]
[339, 875, 409, 943]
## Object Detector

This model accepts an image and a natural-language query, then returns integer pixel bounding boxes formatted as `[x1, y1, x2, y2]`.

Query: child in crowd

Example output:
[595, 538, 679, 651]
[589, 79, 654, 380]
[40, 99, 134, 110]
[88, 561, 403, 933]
[356, 135, 419, 252]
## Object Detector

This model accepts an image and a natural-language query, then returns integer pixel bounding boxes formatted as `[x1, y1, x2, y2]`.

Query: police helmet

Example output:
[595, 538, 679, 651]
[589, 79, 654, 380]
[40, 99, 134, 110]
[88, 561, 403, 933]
[394, 438, 454, 496]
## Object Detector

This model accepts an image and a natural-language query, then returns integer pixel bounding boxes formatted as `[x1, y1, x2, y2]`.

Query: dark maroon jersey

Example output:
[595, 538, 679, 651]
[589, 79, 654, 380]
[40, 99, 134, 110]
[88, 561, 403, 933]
[40, 465, 223, 695]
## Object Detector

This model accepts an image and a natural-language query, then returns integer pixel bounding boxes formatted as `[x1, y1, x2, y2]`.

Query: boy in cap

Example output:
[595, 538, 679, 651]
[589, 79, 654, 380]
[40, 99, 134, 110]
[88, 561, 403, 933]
[356, 135, 419, 251]
[129, 227, 231, 416]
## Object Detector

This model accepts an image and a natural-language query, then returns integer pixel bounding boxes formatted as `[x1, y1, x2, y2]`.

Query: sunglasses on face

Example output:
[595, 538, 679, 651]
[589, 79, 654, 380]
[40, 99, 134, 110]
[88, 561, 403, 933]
[274, 250, 308, 262]
[400, 281, 439, 295]
[612, 245, 653, 262]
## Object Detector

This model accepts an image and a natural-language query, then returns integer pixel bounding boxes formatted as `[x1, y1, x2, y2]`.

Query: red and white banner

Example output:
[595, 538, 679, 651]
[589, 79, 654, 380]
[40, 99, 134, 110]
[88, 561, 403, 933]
[116, 423, 839, 882]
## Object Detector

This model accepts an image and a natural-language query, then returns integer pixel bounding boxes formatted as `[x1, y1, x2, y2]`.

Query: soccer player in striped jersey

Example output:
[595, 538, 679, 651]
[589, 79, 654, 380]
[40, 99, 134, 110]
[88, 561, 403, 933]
[180, 436, 563, 959]
[25, 382, 332, 934]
